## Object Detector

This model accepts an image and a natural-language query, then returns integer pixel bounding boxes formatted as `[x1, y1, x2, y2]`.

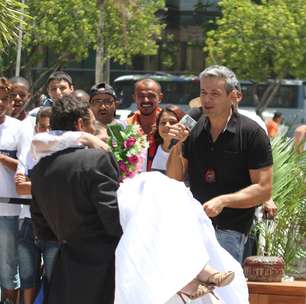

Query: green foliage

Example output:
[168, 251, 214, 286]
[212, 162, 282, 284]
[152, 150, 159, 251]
[205, 0, 306, 81]
[23, 0, 97, 64]
[0, 0, 29, 51]
[104, 0, 165, 64]
[0, 0, 165, 72]
[257, 136, 306, 272]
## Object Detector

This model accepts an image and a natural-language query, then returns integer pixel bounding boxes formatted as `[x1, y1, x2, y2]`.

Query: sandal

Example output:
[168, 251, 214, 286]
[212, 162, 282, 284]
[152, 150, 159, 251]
[177, 281, 214, 303]
[204, 271, 235, 288]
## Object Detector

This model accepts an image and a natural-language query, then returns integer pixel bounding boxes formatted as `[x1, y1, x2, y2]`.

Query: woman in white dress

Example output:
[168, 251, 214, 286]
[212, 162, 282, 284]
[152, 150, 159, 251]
[31, 125, 249, 304]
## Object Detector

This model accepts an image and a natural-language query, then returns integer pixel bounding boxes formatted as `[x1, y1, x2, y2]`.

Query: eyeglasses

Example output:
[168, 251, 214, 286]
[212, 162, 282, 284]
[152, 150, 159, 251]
[91, 99, 115, 107]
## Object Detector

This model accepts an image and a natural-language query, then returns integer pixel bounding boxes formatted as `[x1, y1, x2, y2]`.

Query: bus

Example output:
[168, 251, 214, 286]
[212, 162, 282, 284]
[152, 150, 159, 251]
[239, 79, 306, 129]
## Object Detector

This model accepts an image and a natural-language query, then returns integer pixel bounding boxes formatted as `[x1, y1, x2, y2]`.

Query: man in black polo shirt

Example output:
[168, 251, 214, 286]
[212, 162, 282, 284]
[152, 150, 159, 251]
[167, 65, 273, 263]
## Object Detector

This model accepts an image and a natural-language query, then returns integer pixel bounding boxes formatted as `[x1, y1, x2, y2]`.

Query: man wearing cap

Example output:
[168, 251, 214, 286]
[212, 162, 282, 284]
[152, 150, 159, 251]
[127, 79, 163, 171]
[89, 82, 123, 126]
[89, 82, 126, 142]
[167, 65, 273, 263]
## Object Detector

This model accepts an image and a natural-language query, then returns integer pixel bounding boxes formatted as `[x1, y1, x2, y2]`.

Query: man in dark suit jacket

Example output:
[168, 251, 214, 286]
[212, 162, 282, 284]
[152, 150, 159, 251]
[30, 95, 122, 304]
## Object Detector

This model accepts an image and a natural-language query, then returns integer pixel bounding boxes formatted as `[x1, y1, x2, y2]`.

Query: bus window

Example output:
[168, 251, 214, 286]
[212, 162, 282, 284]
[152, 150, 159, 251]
[240, 83, 299, 108]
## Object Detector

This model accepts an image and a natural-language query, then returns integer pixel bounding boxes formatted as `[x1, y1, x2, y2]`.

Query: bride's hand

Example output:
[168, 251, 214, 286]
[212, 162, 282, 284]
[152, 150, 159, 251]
[78, 133, 110, 151]
[168, 123, 189, 143]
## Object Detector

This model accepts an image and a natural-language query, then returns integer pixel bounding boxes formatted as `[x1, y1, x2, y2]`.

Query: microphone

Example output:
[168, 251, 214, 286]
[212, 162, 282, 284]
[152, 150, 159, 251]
[168, 114, 197, 150]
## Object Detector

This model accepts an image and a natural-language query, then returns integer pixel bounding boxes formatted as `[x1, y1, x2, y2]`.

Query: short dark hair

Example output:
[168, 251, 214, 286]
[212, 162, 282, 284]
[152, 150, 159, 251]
[73, 89, 90, 103]
[0, 77, 12, 95]
[154, 105, 185, 146]
[273, 112, 283, 120]
[47, 71, 73, 88]
[50, 95, 90, 131]
[36, 107, 52, 125]
[9, 76, 30, 90]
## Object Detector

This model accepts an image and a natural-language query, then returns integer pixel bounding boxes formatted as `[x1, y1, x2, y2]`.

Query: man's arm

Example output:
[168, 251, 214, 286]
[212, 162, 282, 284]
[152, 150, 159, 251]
[294, 125, 306, 153]
[203, 166, 273, 217]
[0, 154, 18, 171]
[15, 172, 31, 195]
[89, 151, 123, 239]
[31, 194, 57, 241]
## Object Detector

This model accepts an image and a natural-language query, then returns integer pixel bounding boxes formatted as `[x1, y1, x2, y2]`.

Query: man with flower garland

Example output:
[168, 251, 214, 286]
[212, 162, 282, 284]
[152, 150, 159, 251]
[127, 78, 163, 171]
[30, 95, 122, 304]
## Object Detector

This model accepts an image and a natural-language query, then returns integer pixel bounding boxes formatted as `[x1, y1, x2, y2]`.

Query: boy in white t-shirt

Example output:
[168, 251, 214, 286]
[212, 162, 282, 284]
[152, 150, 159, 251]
[0, 77, 23, 304]
[16, 107, 59, 304]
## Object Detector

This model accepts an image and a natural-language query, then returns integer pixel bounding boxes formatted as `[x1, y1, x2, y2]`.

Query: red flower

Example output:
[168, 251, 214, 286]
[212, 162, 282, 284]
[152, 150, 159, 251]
[127, 155, 138, 164]
[124, 137, 136, 148]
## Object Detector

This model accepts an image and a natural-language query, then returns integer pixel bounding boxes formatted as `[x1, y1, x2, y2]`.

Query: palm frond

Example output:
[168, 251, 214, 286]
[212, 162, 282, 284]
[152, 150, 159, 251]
[258, 136, 306, 272]
[0, 0, 29, 50]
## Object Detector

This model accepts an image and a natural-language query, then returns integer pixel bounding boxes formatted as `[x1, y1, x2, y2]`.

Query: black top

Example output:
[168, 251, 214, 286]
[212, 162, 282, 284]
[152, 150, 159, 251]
[183, 111, 273, 234]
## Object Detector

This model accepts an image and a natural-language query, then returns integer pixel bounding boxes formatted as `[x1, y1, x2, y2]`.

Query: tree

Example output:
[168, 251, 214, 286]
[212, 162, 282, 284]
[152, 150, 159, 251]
[0, 0, 28, 51]
[0, 0, 165, 86]
[101, 0, 165, 81]
[205, 0, 306, 116]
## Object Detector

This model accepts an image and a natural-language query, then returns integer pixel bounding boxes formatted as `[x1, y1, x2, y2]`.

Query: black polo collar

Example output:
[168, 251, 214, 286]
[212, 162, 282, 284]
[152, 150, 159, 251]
[201, 109, 239, 135]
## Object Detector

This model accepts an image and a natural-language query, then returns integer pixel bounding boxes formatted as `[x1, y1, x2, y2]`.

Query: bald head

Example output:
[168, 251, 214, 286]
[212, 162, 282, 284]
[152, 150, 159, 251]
[133, 78, 163, 116]
[134, 79, 161, 94]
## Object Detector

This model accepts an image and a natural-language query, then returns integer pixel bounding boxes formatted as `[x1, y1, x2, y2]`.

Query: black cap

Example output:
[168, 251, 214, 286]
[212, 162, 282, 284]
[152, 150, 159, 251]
[90, 82, 117, 100]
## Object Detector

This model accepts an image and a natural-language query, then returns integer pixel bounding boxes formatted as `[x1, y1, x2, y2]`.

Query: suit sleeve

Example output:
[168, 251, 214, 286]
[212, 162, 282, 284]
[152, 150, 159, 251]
[88, 151, 123, 239]
[30, 193, 57, 241]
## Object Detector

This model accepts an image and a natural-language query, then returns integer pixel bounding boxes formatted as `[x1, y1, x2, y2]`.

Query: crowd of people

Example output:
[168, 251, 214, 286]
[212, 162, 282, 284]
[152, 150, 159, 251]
[0, 65, 305, 304]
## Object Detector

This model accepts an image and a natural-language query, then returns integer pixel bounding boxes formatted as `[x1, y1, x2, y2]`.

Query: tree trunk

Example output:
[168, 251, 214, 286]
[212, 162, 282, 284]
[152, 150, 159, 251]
[95, 0, 105, 84]
[255, 79, 281, 118]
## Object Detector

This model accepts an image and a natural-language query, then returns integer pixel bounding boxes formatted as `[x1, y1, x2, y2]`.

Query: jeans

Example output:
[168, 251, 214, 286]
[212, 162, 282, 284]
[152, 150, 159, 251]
[18, 218, 59, 289]
[215, 228, 247, 264]
[35, 239, 59, 281]
[18, 218, 41, 289]
[0, 216, 20, 289]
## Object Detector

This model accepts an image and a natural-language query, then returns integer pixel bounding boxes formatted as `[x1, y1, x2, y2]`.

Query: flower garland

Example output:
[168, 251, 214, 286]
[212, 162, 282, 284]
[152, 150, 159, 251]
[107, 124, 148, 180]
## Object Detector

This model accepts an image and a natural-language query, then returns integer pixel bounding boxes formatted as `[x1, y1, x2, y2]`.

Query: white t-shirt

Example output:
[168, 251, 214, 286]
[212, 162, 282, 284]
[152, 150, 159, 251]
[17, 116, 37, 219]
[0, 116, 25, 215]
[238, 109, 268, 134]
[151, 145, 169, 174]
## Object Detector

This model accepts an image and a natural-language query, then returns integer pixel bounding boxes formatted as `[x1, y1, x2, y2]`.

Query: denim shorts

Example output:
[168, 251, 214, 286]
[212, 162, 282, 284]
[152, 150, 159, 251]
[215, 228, 247, 264]
[0, 216, 20, 289]
[18, 218, 59, 288]
[18, 218, 41, 289]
